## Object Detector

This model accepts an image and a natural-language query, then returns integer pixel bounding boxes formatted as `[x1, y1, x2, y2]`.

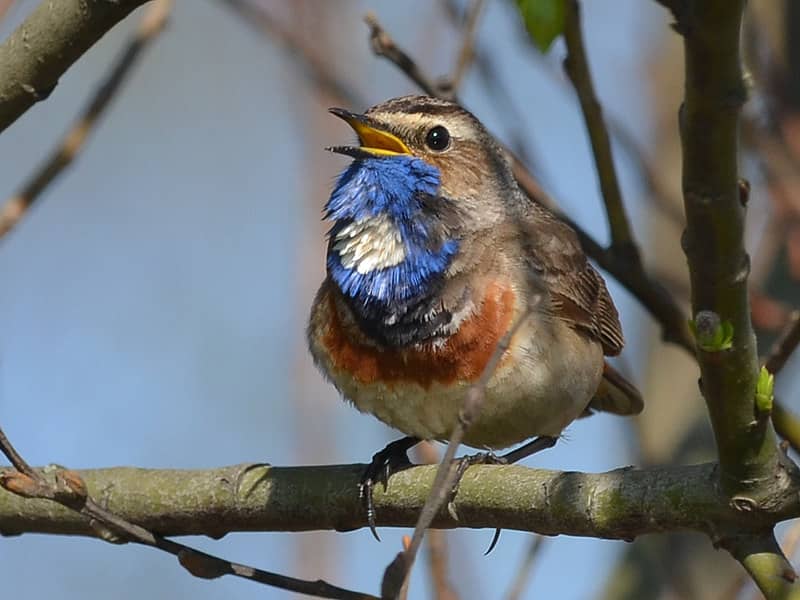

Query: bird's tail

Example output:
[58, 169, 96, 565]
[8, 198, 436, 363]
[588, 362, 643, 416]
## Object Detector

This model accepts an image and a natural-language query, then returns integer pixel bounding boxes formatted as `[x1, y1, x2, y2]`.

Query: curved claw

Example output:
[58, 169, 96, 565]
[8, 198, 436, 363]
[484, 528, 502, 555]
[358, 479, 382, 541]
[358, 436, 420, 542]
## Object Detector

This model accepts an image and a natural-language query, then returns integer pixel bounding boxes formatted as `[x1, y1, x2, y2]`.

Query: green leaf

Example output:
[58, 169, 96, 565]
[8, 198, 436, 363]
[755, 366, 774, 415]
[516, 0, 566, 53]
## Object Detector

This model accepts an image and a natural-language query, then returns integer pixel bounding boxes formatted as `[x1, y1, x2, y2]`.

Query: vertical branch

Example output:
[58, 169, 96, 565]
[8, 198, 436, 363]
[663, 2, 800, 594]
[673, 0, 782, 491]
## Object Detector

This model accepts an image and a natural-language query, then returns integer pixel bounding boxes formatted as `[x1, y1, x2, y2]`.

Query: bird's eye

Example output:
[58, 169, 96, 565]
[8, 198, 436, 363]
[425, 126, 450, 151]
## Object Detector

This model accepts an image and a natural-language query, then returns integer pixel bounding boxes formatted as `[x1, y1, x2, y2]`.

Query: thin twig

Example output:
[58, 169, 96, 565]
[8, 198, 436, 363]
[424, 530, 458, 600]
[0, 0, 172, 241]
[0, 426, 37, 477]
[765, 311, 800, 375]
[441, 0, 541, 168]
[772, 402, 800, 456]
[0, 0, 15, 23]
[364, 12, 442, 98]
[0, 424, 378, 600]
[502, 0, 684, 227]
[504, 536, 545, 600]
[447, 0, 485, 92]
[562, 0, 638, 258]
[381, 299, 540, 599]
[219, 0, 364, 107]
[415, 442, 459, 600]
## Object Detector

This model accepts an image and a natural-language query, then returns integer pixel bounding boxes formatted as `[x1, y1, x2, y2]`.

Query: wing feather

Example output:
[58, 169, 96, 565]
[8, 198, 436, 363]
[521, 207, 624, 356]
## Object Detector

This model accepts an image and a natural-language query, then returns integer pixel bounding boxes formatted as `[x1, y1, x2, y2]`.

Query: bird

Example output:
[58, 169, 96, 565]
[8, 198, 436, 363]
[307, 95, 642, 533]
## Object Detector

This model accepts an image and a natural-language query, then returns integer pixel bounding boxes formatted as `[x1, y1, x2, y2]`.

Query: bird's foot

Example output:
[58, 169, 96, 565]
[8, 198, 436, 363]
[447, 450, 507, 514]
[447, 436, 560, 554]
[443, 451, 507, 554]
[359, 436, 420, 541]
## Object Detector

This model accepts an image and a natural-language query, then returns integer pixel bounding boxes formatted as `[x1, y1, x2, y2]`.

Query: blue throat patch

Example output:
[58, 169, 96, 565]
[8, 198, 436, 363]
[325, 155, 459, 307]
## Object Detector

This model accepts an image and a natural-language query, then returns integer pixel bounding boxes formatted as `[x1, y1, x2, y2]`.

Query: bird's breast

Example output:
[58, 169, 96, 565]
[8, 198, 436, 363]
[308, 276, 604, 447]
[309, 279, 516, 389]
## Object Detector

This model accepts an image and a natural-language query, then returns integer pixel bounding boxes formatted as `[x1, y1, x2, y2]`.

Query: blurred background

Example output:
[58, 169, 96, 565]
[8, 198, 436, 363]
[1, 1, 800, 598]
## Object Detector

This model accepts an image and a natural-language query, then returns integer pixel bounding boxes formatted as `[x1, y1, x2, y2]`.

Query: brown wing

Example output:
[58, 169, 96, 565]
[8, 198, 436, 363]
[590, 362, 644, 415]
[520, 206, 624, 357]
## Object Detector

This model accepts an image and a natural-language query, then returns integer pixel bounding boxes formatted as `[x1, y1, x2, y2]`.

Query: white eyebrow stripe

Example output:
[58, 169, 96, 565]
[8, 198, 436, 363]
[368, 112, 477, 141]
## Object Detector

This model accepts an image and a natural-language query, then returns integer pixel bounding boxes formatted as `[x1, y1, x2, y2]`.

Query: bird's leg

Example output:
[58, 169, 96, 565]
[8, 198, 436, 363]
[359, 435, 421, 541]
[500, 435, 559, 464]
[448, 435, 559, 504]
[448, 435, 559, 554]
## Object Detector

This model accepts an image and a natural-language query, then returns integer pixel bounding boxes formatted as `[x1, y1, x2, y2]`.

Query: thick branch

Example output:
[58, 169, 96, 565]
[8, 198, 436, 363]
[0, 0, 153, 134]
[2, 461, 800, 541]
[676, 2, 781, 493]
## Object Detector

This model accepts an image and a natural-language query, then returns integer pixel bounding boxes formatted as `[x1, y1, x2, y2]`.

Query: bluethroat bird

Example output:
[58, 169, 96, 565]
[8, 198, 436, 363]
[307, 95, 642, 533]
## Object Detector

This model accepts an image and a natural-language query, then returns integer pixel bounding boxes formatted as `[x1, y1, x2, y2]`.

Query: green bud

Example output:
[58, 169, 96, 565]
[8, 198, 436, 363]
[689, 311, 734, 352]
[755, 366, 774, 415]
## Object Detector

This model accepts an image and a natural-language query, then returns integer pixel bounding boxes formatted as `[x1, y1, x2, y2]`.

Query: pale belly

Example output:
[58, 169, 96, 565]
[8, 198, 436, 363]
[309, 286, 605, 449]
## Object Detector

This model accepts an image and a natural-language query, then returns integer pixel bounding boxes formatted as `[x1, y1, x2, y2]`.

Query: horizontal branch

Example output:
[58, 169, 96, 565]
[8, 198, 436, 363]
[2, 461, 799, 542]
[0, 0, 152, 133]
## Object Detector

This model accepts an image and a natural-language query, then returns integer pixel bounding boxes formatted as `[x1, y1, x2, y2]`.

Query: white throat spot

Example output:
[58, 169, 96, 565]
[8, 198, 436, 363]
[333, 214, 406, 274]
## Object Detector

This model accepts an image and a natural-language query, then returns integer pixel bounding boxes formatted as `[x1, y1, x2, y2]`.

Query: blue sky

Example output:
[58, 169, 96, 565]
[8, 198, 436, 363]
[0, 1, 732, 598]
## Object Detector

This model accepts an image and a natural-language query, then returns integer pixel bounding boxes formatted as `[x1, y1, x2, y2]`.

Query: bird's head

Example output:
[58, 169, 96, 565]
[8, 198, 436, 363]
[324, 95, 517, 308]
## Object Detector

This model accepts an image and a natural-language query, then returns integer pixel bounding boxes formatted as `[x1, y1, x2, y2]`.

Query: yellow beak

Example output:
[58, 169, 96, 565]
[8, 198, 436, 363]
[328, 108, 411, 157]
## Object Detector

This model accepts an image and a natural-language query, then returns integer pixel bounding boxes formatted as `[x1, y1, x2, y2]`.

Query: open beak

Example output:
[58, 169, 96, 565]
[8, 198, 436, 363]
[326, 107, 411, 158]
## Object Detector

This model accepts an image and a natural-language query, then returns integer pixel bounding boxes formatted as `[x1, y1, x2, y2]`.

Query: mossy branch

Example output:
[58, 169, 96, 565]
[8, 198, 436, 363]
[3, 461, 800, 541]
[0, 0, 154, 134]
